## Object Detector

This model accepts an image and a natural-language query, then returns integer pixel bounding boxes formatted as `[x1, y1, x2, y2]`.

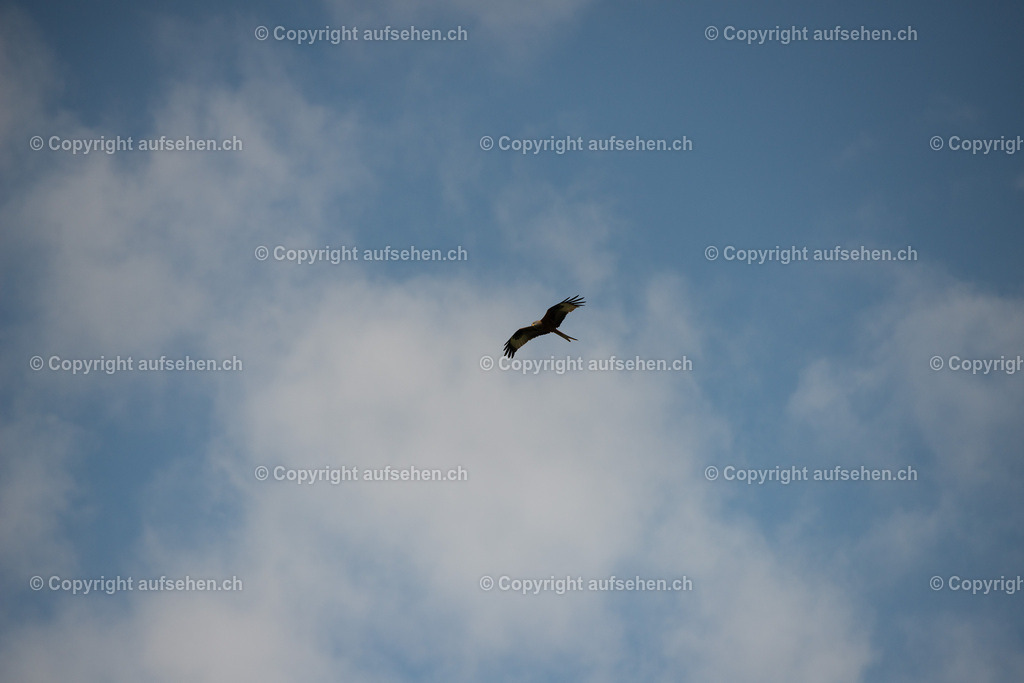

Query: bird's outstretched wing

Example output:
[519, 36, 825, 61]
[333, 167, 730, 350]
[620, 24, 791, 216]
[504, 326, 546, 358]
[539, 295, 585, 329]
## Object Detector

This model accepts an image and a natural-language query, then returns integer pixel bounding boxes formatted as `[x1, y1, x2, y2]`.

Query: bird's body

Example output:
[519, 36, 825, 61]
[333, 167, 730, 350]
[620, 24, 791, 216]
[503, 295, 585, 358]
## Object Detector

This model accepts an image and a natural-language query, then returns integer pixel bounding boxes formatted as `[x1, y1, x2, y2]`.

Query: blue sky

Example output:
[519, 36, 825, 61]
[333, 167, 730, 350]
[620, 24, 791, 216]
[2, 1, 1023, 680]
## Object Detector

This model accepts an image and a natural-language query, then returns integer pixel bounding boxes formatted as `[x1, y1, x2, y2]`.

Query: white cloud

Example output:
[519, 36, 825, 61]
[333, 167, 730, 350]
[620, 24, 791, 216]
[494, 182, 619, 294]
[0, 416, 80, 589]
[788, 270, 1024, 487]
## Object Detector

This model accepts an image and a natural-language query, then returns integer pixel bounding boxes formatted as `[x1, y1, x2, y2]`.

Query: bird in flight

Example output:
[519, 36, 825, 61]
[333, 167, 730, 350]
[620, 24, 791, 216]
[503, 295, 585, 358]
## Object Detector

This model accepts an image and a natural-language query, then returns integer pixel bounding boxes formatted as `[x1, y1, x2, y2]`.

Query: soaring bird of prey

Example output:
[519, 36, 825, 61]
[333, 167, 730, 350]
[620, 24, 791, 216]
[503, 295, 585, 358]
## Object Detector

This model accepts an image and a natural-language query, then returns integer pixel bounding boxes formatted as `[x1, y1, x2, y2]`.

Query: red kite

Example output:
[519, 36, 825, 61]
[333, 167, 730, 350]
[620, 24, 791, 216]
[503, 295, 585, 358]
